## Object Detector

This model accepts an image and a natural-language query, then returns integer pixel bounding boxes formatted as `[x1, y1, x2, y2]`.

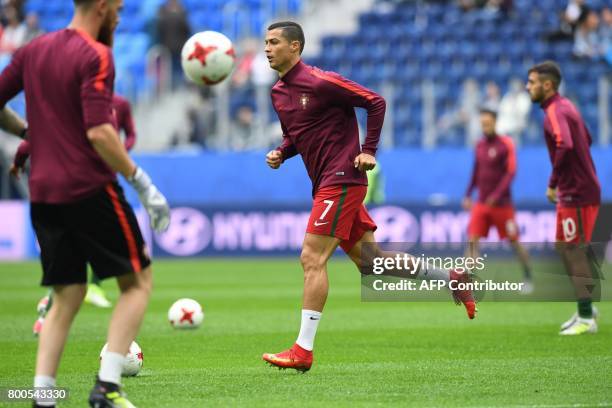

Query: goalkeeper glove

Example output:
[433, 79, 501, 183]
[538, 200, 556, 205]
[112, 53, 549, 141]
[128, 167, 170, 233]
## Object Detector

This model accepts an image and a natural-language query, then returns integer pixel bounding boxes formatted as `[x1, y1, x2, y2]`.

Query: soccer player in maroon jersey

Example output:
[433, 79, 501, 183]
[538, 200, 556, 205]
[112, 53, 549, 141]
[0, 0, 170, 406]
[463, 109, 533, 293]
[113, 94, 137, 151]
[526, 61, 601, 335]
[10, 93, 138, 335]
[262, 21, 476, 372]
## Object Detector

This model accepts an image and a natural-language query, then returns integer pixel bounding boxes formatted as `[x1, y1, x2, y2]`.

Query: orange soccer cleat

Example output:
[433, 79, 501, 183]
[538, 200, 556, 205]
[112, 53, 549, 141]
[262, 343, 313, 372]
[450, 270, 477, 319]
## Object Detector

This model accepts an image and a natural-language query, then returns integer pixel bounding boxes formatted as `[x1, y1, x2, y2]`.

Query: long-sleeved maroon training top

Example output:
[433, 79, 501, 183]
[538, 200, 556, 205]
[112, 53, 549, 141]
[465, 134, 517, 206]
[271, 60, 386, 195]
[0, 28, 116, 204]
[14, 94, 136, 168]
[541, 93, 600, 207]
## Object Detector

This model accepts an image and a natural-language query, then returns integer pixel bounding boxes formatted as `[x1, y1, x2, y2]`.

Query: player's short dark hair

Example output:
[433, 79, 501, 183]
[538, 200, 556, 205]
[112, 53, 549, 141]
[73, 0, 96, 8]
[267, 21, 305, 54]
[528, 60, 562, 90]
[479, 108, 498, 118]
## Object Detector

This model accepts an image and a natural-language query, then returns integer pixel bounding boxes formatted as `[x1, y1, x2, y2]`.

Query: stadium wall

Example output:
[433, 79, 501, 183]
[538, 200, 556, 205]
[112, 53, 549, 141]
[1, 202, 610, 260]
[128, 147, 612, 205]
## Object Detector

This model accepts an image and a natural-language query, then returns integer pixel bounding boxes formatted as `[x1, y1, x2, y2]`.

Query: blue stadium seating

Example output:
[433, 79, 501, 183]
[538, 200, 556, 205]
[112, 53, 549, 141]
[305, 0, 608, 145]
[24, 0, 303, 103]
[20, 0, 607, 147]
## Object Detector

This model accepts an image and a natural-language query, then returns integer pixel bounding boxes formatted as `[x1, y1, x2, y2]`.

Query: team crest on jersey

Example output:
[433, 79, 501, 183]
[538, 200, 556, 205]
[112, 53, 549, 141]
[488, 147, 497, 158]
[300, 94, 310, 110]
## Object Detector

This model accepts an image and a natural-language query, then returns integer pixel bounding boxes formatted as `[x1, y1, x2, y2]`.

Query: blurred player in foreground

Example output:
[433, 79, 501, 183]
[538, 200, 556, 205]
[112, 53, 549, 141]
[10, 93, 139, 335]
[463, 108, 533, 293]
[526, 60, 601, 335]
[0, 0, 170, 406]
[262, 21, 476, 372]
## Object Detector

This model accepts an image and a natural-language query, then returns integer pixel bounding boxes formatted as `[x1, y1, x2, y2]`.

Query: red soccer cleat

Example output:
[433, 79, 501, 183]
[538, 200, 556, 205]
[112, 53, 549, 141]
[450, 270, 477, 319]
[262, 343, 313, 372]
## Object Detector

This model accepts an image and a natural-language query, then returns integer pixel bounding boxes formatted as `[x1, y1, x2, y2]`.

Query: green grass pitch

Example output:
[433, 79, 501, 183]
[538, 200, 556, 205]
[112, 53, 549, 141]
[0, 259, 611, 407]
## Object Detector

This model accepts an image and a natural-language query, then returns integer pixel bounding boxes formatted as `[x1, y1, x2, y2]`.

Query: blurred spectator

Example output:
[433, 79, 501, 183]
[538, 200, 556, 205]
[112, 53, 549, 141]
[565, 0, 587, 26]
[0, 6, 25, 56]
[156, 0, 191, 88]
[573, 8, 602, 58]
[458, 0, 486, 13]
[1, 0, 25, 21]
[496, 78, 531, 142]
[481, 81, 501, 112]
[232, 39, 257, 89]
[23, 12, 44, 44]
[547, 0, 587, 42]
[230, 105, 255, 150]
[438, 78, 481, 145]
[600, 7, 612, 64]
[458, 0, 511, 18]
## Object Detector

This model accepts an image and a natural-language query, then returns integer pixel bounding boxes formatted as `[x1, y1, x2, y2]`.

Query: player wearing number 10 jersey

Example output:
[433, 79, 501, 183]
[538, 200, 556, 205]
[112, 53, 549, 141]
[262, 21, 476, 372]
[526, 61, 601, 336]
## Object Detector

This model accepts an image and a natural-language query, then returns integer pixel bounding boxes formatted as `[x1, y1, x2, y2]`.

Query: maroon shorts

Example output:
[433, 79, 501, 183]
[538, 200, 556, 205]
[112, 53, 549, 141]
[467, 202, 519, 241]
[556, 205, 599, 243]
[306, 185, 377, 252]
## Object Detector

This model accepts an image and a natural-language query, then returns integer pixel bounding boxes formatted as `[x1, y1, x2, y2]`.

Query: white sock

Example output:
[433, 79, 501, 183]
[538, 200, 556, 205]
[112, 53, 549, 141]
[98, 351, 124, 385]
[418, 263, 451, 281]
[296, 309, 321, 351]
[33, 375, 56, 406]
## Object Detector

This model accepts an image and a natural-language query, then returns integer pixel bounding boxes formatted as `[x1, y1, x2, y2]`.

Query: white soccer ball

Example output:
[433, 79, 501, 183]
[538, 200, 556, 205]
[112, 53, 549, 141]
[181, 31, 236, 86]
[168, 298, 204, 329]
[99, 341, 143, 377]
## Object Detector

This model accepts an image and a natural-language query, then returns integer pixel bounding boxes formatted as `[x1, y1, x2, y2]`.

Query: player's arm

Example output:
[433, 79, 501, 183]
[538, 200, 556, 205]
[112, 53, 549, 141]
[486, 137, 516, 206]
[267, 122, 297, 169]
[9, 139, 30, 179]
[81, 48, 169, 232]
[463, 159, 478, 210]
[0, 106, 27, 138]
[121, 100, 137, 151]
[87, 124, 136, 178]
[0, 47, 28, 139]
[547, 105, 573, 198]
[315, 70, 386, 171]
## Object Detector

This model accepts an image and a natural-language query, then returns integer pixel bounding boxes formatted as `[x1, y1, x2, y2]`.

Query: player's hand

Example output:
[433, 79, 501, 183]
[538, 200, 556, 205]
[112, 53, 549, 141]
[266, 150, 283, 169]
[128, 167, 171, 233]
[354, 153, 376, 172]
[9, 164, 23, 179]
[546, 187, 558, 204]
[462, 197, 472, 210]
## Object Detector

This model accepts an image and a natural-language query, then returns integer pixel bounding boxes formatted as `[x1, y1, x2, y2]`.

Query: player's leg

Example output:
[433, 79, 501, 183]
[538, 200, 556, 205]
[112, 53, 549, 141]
[557, 205, 600, 335]
[35, 284, 87, 378]
[85, 269, 112, 308]
[466, 237, 480, 261]
[466, 202, 489, 262]
[73, 183, 151, 406]
[492, 206, 533, 290]
[30, 202, 89, 407]
[509, 240, 533, 293]
[262, 233, 339, 371]
[263, 185, 355, 371]
[343, 207, 476, 319]
[301, 233, 339, 311]
[33, 289, 53, 336]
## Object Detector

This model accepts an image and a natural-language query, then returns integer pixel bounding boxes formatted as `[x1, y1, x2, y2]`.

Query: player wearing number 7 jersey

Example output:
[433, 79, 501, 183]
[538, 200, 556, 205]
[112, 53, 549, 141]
[526, 61, 601, 336]
[262, 21, 476, 372]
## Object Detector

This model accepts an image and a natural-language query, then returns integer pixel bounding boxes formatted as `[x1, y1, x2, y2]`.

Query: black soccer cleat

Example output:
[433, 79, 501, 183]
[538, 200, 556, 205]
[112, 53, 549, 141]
[88, 378, 136, 408]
